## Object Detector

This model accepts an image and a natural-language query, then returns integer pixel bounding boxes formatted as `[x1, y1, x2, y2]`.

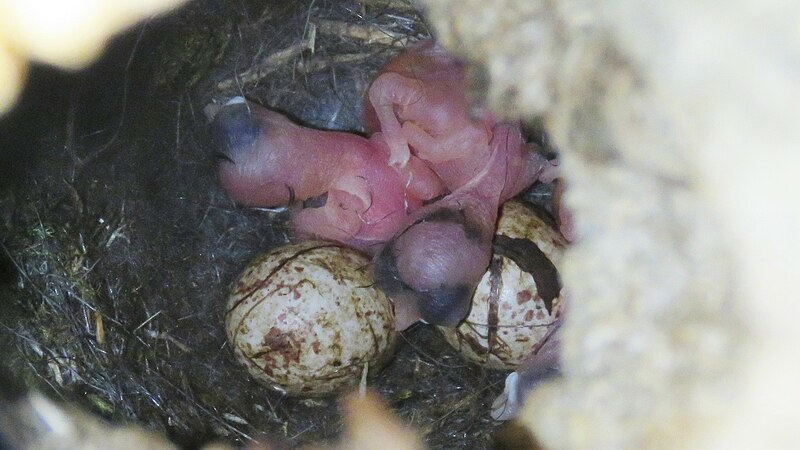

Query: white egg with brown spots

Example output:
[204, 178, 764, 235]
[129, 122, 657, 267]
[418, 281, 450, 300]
[225, 241, 397, 396]
[439, 200, 567, 369]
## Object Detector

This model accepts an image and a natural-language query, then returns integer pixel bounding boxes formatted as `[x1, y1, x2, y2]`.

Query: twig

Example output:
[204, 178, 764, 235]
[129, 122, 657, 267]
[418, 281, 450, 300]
[133, 310, 162, 332]
[217, 33, 316, 91]
[354, 0, 419, 12]
[316, 19, 408, 46]
[295, 53, 373, 73]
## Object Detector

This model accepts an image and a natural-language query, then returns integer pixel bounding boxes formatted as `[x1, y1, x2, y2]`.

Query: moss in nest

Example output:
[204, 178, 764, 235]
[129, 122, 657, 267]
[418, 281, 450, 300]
[0, 190, 125, 412]
[152, 7, 235, 90]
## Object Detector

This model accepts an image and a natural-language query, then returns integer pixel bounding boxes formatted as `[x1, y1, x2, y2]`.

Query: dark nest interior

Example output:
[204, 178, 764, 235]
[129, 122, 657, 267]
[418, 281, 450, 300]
[0, 0, 556, 448]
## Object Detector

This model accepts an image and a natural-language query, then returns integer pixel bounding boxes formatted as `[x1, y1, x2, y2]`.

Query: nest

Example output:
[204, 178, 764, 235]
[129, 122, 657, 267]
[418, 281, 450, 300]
[0, 0, 559, 448]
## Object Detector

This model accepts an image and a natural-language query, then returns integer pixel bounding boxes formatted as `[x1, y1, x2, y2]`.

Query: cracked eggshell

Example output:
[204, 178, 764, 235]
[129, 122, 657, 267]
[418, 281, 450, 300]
[439, 200, 567, 369]
[225, 241, 397, 396]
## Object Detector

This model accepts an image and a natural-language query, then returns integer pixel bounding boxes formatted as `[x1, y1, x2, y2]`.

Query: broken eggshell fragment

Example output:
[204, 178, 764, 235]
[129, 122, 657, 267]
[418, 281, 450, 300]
[225, 241, 397, 396]
[438, 200, 567, 369]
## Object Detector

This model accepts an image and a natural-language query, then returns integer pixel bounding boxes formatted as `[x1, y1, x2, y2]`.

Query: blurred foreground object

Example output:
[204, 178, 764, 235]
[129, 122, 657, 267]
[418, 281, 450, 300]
[336, 391, 425, 450]
[0, 0, 187, 114]
[0, 392, 179, 450]
[265, 391, 426, 450]
[422, 0, 800, 448]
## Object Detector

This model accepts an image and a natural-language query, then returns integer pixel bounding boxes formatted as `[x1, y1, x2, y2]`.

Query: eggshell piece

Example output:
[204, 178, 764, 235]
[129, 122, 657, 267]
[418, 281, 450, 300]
[226, 241, 397, 396]
[439, 200, 567, 369]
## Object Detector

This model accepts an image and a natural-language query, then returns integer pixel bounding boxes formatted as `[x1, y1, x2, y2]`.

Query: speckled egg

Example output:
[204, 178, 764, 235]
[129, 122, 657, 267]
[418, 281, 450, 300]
[439, 200, 567, 369]
[225, 241, 397, 396]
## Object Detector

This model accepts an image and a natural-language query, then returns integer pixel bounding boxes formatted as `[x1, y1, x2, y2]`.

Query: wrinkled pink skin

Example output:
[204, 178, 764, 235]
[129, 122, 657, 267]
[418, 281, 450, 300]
[373, 124, 537, 329]
[366, 41, 558, 328]
[364, 40, 555, 197]
[214, 100, 446, 253]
